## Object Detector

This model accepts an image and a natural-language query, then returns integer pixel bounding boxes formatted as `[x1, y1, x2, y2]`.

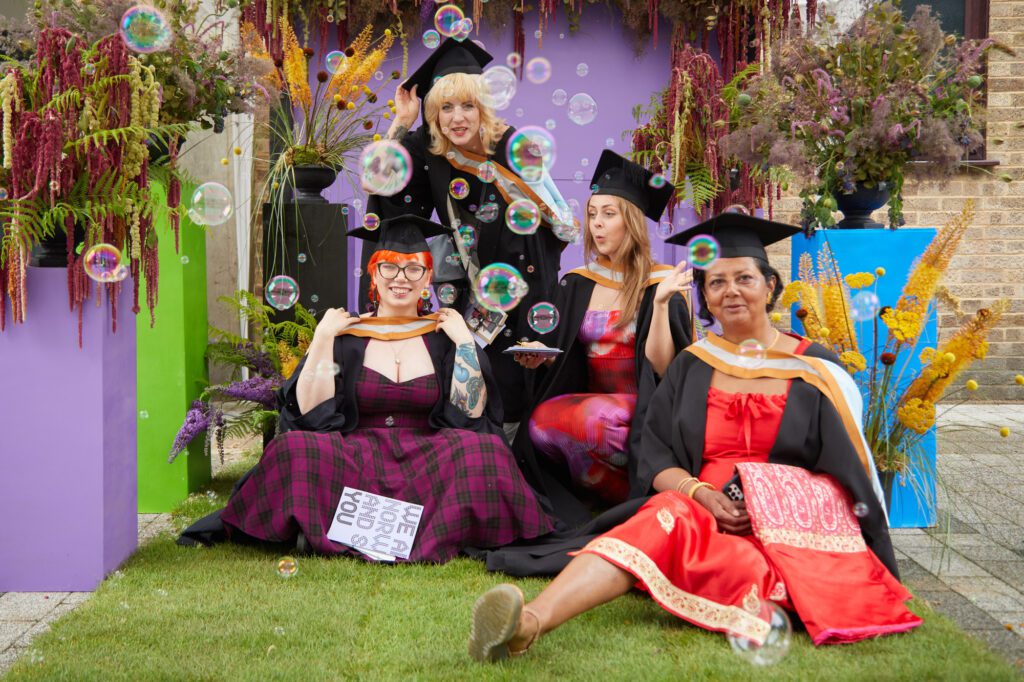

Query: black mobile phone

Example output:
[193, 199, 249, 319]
[722, 473, 744, 502]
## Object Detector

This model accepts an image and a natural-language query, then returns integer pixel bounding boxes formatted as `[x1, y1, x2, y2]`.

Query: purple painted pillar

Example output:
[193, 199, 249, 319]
[318, 5, 677, 308]
[0, 267, 137, 591]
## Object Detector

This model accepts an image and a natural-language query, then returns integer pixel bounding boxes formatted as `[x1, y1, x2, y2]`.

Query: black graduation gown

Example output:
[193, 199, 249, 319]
[178, 328, 504, 547]
[471, 341, 900, 580]
[511, 271, 692, 528]
[360, 125, 566, 422]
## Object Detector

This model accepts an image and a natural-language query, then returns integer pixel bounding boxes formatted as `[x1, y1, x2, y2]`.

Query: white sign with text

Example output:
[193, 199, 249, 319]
[327, 487, 424, 561]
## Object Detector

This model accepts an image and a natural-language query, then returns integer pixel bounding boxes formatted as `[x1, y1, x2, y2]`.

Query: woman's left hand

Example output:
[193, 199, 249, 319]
[654, 260, 689, 306]
[435, 308, 474, 345]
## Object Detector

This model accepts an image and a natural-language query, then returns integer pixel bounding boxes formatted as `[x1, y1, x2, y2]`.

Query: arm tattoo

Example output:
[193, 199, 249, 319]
[450, 342, 486, 417]
[456, 342, 480, 370]
[388, 124, 409, 141]
[466, 376, 483, 410]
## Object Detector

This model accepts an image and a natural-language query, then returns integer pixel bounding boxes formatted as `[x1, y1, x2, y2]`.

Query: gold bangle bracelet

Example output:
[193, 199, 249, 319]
[688, 481, 715, 499]
[675, 476, 698, 494]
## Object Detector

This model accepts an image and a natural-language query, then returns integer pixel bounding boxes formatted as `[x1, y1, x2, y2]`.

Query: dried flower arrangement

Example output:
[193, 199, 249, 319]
[721, 3, 1004, 232]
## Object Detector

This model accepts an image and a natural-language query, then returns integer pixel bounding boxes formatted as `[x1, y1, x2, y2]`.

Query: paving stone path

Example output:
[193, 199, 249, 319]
[2, 406, 1022, 675]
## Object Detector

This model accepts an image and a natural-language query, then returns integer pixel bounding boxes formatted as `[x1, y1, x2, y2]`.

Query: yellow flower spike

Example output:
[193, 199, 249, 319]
[1000, 427, 1010, 438]
[220, 157, 229, 166]
[333, 94, 342, 102]
[1016, 374, 1024, 385]
[373, 133, 382, 141]
[347, 102, 355, 110]
[919, 347, 935, 364]
[875, 267, 886, 277]
[770, 312, 782, 323]
[233, 146, 242, 155]
[943, 352, 956, 364]
[844, 272, 875, 289]
[966, 379, 979, 391]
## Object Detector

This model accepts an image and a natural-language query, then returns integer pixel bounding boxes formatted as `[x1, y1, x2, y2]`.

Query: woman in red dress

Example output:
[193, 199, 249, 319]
[468, 213, 921, 661]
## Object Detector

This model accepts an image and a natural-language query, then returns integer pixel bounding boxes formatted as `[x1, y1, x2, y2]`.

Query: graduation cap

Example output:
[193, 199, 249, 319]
[401, 37, 493, 100]
[666, 211, 801, 262]
[589, 149, 675, 223]
[347, 214, 450, 255]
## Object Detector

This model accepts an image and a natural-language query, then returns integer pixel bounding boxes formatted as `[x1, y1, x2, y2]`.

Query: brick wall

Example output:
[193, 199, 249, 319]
[767, 0, 1024, 402]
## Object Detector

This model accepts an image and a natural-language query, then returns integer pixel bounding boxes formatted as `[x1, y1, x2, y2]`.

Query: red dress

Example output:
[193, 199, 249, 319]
[577, 362, 922, 645]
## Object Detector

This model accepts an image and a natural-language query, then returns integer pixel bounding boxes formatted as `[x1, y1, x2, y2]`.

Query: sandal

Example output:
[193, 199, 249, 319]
[468, 584, 525, 662]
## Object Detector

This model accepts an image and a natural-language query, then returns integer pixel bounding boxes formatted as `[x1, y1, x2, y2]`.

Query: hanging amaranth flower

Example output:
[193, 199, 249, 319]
[168, 399, 210, 462]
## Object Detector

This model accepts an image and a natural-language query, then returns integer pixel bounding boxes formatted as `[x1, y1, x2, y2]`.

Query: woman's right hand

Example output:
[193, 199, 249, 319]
[693, 488, 751, 536]
[313, 308, 361, 340]
[512, 340, 555, 369]
[393, 83, 420, 128]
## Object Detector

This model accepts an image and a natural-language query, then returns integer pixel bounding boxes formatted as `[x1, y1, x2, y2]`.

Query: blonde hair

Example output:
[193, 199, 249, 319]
[423, 73, 507, 157]
[583, 195, 654, 328]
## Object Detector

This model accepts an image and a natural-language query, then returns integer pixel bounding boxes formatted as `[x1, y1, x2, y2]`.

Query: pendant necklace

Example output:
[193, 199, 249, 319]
[389, 340, 405, 382]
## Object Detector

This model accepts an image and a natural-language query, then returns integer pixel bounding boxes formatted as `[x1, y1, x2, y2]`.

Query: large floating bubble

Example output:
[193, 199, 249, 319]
[120, 6, 173, 54]
[527, 302, 559, 334]
[576, 62, 589, 77]
[737, 338, 768, 369]
[475, 263, 528, 313]
[188, 182, 233, 226]
[266, 275, 300, 311]
[363, 212, 381, 231]
[453, 18, 473, 41]
[437, 283, 457, 305]
[506, 52, 522, 69]
[434, 4, 465, 37]
[476, 202, 500, 223]
[687, 234, 720, 270]
[525, 57, 552, 84]
[422, 29, 441, 49]
[449, 178, 470, 200]
[83, 244, 128, 283]
[478, 161, 497, 183]
[325, 50, 346, 74]
[551, 88, 568, 106]
[458, 224, 476, 248]
[506, 126, 556, 183]
[506, 199, 541, 235]
[727, 601, 792, 666]
[850, 290, 881, 322]
[276, 556, 299, 579]
[567, 92, 598, 125]
[479, 65, 517, 111]
[359, 140, 412, 197]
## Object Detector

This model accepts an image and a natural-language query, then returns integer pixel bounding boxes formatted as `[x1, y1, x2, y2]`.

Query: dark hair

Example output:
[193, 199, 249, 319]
[692, 259, 784, 327]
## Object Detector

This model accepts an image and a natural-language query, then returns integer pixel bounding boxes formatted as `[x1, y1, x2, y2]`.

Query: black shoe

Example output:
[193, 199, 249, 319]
[295, 532, 310, 555]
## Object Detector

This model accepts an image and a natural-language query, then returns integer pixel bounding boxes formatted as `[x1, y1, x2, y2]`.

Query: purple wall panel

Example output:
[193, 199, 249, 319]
[0, 268, 137, 591]
[317, 6, 686, 309]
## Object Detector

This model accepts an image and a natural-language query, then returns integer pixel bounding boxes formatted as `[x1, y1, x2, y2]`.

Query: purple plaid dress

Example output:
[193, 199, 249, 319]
[219, 366, 553, 562]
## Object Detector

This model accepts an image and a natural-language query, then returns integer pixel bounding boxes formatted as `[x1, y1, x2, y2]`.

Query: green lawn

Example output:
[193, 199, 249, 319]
[5, 461, 1020, 681]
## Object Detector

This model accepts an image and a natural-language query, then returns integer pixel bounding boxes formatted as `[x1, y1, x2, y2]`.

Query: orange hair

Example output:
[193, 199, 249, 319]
[366, 249, 434, 313]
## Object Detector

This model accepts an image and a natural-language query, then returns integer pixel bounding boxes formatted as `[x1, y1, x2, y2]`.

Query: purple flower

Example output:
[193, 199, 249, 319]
[217, 376, 280, 409]
[169, 400, 210, 462]
[237, 342, 277, 378]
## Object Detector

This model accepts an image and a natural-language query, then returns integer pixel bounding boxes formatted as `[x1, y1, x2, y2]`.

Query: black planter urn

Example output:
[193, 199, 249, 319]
[290, 165, 338, 203]
[29, 223, 86, 267]
[834, 182, 890, 229]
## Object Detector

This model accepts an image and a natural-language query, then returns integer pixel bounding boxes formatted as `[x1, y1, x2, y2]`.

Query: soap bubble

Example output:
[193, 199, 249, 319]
[649, 173, 667, 188]
[434, 4, 465, 37]
[580, 158, 590, 167]
[297, 253, 307, 264]
[449, 177, 470, 200]
[83, 63, 96, 76]
[479, 65, 517, 110]
[850, 291, 880, 322]
[276, 556, 299, 578]
[265, 275, 300, 311]
[477, 161, 497, 183]
[188, 182, 233, 226]
[458, 224, 476, 248]
[533, 29, 542, 39]
[515, 108, 524, 117]
[576, 62, 589, 77]
[727, 601, 792, 666]
[687, 234, 719, 269]
[605, 137, 615, 147]
[506, 52, 522, 69]
[567, 93, 598, 125]
[120, 6, 173, 54]
[506, 199, 541, 235]
[325, 50, 346, 74]
[437, 283, 457, 305]
[526, 57, 552, 84]
[853, 502, 870, 518]
[359, 140, 412, 197]
[363, 212, 380, 231]
[737, 339, 768, 369]
[0, 187, 7, 200]
[273, 626, 286, 636]
[310, 294, 319, 303]
[545, 119, 556, 130]
[453, 18, 473, 41]
[551, 88, 568, 106]
[553, 222, 579, 243]
[422, 29, 440, 48]
[506, 126, 556, 183]
[180, 256, 190, 265]
[139, 410, 149, 419]
[528, 302, 559, 334]
[474, 263, 528, 312]
[83, 244, 128, 283]
[476, 202, 500, 223]
[656, 221, 674, 239]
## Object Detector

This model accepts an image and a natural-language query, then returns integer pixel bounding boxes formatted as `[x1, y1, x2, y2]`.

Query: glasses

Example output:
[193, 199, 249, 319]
[377, 262, 427, 281]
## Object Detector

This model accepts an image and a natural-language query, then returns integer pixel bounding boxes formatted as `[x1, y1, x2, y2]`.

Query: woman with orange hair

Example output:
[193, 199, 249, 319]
[180, 216, 552, 562]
